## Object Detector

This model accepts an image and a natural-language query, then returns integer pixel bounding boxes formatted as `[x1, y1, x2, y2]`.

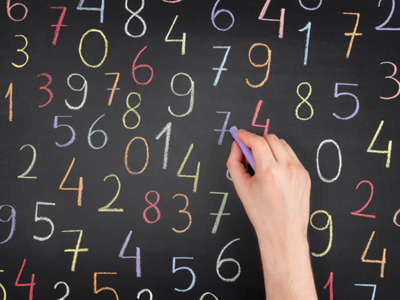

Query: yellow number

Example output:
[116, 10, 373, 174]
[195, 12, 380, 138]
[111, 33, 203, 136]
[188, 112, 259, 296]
[123, 92, 141, 129]
[79, 29, 108, 68]
[62, 230, 89, 272]
[12, 35, 29, 68]
[310, 210, 333, 257]
[98, 174, 123, 212]
[367, 120, 392, 168]
[295, 82, 314, 121]
[177, 144, 200, 193]
[165, 15, 186, 55]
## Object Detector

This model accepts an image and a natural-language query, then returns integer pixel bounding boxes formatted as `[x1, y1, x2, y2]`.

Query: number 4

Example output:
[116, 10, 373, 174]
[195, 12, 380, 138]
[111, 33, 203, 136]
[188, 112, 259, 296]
[259, 0, 285, 38]
[60, 158, 83, 206]
[165, 15, 186, 55]
[361, 231, 386, 278]
[367, 120, 392, 168]
[15, 259, 35, 300]
[177, 144, 200, 193]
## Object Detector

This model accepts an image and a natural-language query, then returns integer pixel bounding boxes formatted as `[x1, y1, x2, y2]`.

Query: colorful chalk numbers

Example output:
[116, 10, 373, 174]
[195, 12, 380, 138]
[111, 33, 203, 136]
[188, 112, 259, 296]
[1, 1, 399, 299]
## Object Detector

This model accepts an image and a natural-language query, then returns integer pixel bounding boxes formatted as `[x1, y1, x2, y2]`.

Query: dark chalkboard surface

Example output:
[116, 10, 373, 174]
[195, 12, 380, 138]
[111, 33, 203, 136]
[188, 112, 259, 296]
[1, 0, 399, 299]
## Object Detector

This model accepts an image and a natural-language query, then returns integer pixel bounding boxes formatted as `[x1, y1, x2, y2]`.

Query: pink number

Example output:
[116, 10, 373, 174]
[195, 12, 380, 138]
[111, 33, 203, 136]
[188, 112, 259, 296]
[380, 61, 400, 100]
[323, 272, 334, 300]
[132, 46, 153, 85]
[7, 0, 28, 21]
[258, 0, 285, 38]
[37, 73, 53, 108]
[143, 191, 161, 224]
[252, 100, 269, 136]
[351, 180, 376, 218]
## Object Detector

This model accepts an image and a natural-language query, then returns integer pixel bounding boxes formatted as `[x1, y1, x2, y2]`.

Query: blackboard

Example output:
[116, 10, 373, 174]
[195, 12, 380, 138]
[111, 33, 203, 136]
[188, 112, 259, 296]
[1, 0, 399, 299]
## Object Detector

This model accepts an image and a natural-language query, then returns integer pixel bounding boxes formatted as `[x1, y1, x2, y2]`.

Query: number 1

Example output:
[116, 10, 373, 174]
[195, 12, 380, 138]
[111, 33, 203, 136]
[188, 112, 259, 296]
[5, 83, 13, 121]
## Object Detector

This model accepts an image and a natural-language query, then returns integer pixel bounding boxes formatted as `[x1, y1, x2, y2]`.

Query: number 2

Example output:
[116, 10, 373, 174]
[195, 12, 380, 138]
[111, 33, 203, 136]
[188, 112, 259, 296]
[351, 180, 376, 218]
[376, 0, 400, 31]
[18, 144, 37, 179]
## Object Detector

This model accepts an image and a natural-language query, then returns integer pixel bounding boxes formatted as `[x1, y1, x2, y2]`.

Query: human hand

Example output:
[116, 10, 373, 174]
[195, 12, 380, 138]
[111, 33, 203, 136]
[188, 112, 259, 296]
[227, 130, 317, 299]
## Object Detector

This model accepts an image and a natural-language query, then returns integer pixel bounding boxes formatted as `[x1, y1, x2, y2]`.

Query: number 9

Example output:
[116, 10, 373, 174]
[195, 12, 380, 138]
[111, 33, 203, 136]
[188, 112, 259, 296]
[0, 205, 16, 244]
[310, 210, 333, 257]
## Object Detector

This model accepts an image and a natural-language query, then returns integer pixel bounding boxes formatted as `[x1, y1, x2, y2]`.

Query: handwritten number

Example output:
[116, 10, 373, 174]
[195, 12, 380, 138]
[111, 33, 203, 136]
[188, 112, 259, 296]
[246, 43, 271, 88]
[211, 0, 235, 31]
[18, 144, 37, 179]
[77, 0, 104, 23]
[310, 210, 333, 257]
[351, 180, 376, 218]
[125, 0, 147, 38]
[380, 61, 400, 99]
[54, 282, 70, 300]
[7, 0, 28, 21]
[0, 205, 17, 244]
[259, 0, 285, 38]
[12, 35, 29, 68]
[37, 73, 54, 108]
[376, 0, 400, 31]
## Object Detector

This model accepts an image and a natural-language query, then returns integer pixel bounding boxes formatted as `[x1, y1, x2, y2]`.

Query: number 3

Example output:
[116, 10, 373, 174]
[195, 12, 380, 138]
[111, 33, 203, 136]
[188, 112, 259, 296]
[380, 61, 400, 100]
[12, 35, 29, 68]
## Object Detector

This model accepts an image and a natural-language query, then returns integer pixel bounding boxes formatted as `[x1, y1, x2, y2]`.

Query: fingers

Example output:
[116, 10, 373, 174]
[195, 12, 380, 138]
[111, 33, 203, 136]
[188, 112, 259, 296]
[236, 130, 274, 166]
[226, 141, 252, 184]
[237, 130, 295, 165]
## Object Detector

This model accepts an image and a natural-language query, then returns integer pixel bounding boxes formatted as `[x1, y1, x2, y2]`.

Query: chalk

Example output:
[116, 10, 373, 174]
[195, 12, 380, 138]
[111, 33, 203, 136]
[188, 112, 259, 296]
[229, 126, 255, 171]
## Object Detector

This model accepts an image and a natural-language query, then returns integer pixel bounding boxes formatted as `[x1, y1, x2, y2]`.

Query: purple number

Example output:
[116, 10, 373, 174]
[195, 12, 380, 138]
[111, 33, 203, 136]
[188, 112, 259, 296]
[0, 205, 16, 244]
[119, 230, 141, 277]
[214, 111, 231, 145]
[298, 0, 322, 10]
[54, 115, 76, 147]
[333, 83, 359, 120]
[376, 0, 400, 31]
[211, 0, 235, 31]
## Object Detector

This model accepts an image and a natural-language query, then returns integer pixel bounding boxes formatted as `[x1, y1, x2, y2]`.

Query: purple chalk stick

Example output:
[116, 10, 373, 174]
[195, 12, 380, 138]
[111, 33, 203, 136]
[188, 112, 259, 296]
[229, 126, 255, 171]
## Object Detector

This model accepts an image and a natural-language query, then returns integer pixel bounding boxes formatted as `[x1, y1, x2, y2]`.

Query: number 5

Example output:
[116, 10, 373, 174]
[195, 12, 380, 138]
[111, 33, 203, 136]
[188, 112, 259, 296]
[33, 202, 56, 241]
[332, 83, 359, 120]
[172, 257, 196, 292]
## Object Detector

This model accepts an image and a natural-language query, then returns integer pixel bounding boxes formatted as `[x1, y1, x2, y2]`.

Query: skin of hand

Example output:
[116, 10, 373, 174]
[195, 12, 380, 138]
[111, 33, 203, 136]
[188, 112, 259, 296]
[226, 130, 318, 300]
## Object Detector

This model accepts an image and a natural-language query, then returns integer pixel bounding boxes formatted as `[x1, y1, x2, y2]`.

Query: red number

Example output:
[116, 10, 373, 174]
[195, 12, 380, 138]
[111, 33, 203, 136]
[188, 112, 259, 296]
[132, 46, 153, 85]
[143, 191, 161, 224]
[252, 100, 269, 136]
[323, 272, 333, 300]
[50, 7, 67, 46]
[37, 73, 53, 108]
[15, 259, 36, 300]
[351, 180, 376, 218]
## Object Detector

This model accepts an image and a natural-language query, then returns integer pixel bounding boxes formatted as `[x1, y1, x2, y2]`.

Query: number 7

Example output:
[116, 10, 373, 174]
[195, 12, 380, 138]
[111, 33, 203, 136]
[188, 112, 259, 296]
[343, 12, 362, 59]
[212, 46, 231, 86]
